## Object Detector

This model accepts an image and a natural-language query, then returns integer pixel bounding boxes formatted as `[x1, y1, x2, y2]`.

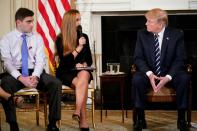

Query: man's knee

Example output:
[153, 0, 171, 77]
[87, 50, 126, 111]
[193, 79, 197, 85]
[48, 77, 62, 92]
[175, 72, 190, 85]
[132, 72, 147, 85]
[1, 74, 19, 92]
[51, 77, 62, 87]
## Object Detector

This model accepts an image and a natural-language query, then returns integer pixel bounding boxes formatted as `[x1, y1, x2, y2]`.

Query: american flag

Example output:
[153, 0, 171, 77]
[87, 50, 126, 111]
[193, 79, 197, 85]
[36, 0, 71, 74]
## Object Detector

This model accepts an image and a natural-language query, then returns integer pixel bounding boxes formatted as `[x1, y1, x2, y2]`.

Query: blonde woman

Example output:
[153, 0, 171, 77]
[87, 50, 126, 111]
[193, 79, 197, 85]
[55, 9, 92, 131]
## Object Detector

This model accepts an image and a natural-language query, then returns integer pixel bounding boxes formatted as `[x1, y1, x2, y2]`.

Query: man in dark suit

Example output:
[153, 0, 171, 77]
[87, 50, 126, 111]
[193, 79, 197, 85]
[132, 8, 190, 131]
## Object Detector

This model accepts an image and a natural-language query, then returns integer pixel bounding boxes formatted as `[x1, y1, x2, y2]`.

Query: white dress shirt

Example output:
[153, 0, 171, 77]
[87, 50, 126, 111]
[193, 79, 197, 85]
[146, 27, 172, 80]
[0, 29, 46, 79]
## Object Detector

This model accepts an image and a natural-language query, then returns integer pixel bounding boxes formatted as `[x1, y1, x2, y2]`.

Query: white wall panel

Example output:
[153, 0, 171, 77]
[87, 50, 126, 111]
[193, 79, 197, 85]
[0, 0, 11, 37]
[77, 0, 131, 11]
[133, 0, 188, 10]
[189, 0, 197, 9]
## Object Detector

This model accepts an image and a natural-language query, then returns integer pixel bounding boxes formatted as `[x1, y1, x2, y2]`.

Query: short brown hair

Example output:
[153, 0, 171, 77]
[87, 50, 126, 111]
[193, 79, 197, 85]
[15, 8, 34, 21]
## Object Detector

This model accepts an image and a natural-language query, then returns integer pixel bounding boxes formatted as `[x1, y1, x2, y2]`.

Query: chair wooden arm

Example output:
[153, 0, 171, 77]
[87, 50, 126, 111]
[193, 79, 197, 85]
[187, 64, 192, 74]
[131, 64, 136, 75]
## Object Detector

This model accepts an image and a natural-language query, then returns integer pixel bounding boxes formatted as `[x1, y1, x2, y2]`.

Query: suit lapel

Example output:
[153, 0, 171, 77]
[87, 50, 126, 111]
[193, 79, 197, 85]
[160, 27, 170, 64]
[147, 32, 155, 65]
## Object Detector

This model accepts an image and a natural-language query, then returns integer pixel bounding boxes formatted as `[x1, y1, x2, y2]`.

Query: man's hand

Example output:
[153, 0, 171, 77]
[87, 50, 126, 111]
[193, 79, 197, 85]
[18, 75, 39, 88]
[29, 76, 39, 88]
[155, 76, 170, 92]
[76, 63, 84, 68]
[148, 73, 160, 92]
[76, 63, 87, 68]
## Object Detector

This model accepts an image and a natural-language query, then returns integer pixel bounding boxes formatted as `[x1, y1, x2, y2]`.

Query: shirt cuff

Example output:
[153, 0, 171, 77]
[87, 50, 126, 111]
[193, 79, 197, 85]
[32, 72, 41, 78]
[146, 71, 153, 77]
[166, 74, 172, 80]
[11, 70, 22, 79]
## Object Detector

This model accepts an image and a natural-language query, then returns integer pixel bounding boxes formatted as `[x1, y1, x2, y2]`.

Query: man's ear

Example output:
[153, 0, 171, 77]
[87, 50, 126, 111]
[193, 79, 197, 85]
[16, 19, 22, 26]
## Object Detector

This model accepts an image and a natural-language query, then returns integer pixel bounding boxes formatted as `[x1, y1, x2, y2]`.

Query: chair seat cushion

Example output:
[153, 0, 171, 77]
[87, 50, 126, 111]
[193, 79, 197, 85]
[62, 85, 72, 90]
[62, 85, 75, 94]
[147, 86, 176, 102]
[15, 87, 38, 95]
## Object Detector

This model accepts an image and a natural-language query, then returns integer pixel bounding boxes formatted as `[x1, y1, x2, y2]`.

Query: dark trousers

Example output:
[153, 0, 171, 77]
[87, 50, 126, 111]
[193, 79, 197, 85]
[132, 71, 190, 110]
[0, 72, 62, 124]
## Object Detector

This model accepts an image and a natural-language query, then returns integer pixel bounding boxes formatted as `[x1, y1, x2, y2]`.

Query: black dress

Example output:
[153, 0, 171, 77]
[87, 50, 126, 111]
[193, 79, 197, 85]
[55, 33, 93, 86]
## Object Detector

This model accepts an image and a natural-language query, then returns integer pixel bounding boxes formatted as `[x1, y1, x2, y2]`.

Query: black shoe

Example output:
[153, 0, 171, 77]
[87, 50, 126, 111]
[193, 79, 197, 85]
[10, 122, 19, 131]
[47, 124, 59, 131]
[133, 120, 143, 131]
[80, 127, 90, 131]
[142, 119, 147, 129]
[177, 120, 188, 131]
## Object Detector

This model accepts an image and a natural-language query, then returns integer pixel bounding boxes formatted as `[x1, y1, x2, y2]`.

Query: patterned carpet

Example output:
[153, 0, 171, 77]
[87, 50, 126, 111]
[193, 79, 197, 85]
[1, 110, 197, 131]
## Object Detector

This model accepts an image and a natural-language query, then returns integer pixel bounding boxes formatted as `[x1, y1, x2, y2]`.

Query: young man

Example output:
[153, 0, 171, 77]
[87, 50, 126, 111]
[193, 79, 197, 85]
[132, 8, 190, 131]
[0, 8, 61, 131]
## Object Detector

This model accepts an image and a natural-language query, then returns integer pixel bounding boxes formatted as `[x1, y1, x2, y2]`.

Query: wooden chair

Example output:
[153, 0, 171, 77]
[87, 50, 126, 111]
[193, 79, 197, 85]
[0, 87, 40, 130]
[14, 87, 40, 125]
[131, 64, 192, 127]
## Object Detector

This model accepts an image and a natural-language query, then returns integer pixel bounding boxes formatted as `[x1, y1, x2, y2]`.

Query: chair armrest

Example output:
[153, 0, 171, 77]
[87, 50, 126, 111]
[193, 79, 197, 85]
[186, 64, 192, 74]
[131, 64, 136, 75]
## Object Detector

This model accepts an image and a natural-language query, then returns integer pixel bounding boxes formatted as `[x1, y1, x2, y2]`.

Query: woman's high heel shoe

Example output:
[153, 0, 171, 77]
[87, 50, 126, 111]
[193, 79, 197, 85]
[80, 127, 89, 131]
[72, 114, 80, 123]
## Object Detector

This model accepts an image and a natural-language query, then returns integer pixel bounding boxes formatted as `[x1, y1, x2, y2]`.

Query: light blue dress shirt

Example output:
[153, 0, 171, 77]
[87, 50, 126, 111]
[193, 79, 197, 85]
[0, 29, 46, 79]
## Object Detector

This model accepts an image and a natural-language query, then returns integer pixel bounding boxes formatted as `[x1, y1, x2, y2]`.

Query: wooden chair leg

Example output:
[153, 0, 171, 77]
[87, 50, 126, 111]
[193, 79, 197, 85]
[36, 94, 40, 126]
[0, 108, 1, 131]
[57, 120, 61, 128]
[43, 94, 48, 127]
[91, 91, 95, 128]
[187, 82, 192, 127]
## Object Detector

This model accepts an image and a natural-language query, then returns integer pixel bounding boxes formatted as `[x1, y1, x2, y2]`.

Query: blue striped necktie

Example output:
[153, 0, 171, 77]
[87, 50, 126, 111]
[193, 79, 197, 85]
[154, 34, 161, 76]
[21, 33, 29, 76]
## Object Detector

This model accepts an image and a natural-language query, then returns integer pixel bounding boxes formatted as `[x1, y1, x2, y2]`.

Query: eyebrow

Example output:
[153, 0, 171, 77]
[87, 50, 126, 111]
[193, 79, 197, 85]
[26, 19, 34, 22]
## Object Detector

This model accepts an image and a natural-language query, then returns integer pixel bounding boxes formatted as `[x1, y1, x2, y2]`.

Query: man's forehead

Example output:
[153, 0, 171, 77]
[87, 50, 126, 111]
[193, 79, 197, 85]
[23, 16, 34, 22]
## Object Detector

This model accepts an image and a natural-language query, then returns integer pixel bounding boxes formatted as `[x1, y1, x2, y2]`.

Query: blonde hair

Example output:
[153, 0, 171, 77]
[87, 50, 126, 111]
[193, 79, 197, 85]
[61, 9, 79, 55]
[145, 8, 168, 26]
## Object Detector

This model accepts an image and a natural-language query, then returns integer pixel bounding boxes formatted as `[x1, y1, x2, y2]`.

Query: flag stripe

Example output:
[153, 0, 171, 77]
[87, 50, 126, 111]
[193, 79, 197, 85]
[37, 0, 70, 73]
[41, 0, 60, 35]
[61, 0, 71, 11]
[38, 0, 56, 41]
[48, 0, 62, 28]
[37, 22, 54, 64]
[55, 0, 67, 18]
[37, 13, 55, 53]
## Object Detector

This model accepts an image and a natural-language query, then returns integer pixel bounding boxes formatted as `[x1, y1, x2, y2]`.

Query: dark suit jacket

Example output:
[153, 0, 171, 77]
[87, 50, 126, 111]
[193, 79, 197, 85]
[134, 27, 187, 78]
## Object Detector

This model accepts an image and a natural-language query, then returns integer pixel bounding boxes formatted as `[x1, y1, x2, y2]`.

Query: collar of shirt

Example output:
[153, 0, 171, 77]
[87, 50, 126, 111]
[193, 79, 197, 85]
[14, 28, 33, 38]
[157, 27, 165, 50]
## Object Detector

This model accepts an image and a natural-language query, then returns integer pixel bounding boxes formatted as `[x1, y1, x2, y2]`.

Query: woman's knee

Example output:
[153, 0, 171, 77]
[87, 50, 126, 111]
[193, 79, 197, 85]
[78, 71, 90, 78]
[77, 72, 90, 84]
